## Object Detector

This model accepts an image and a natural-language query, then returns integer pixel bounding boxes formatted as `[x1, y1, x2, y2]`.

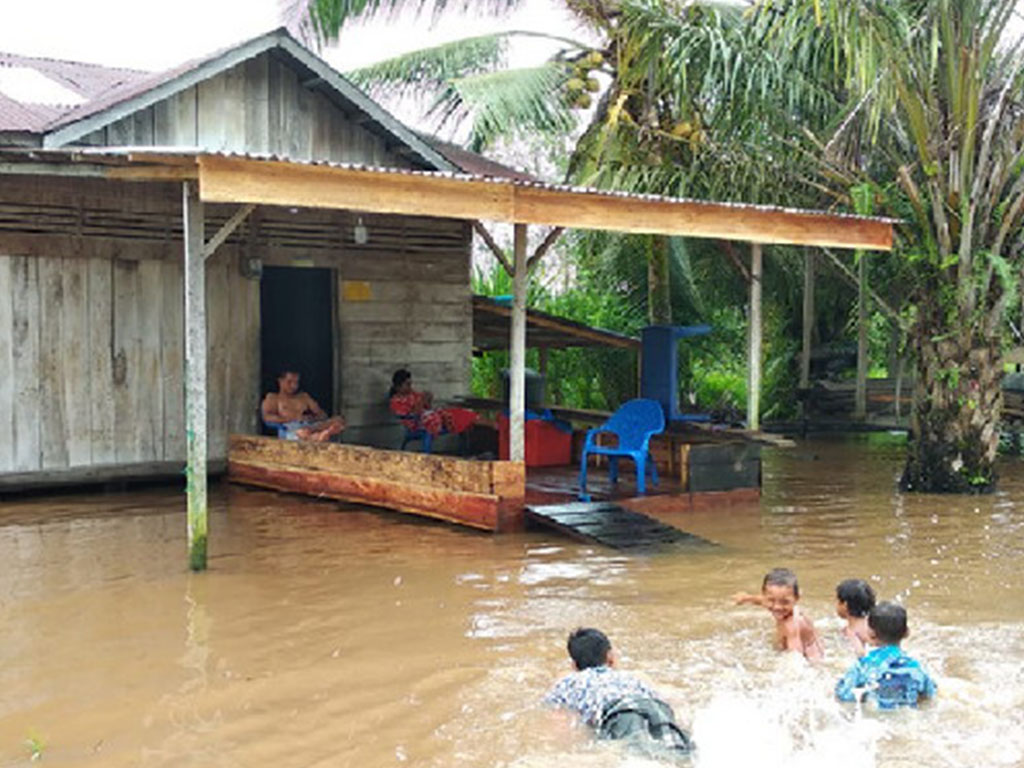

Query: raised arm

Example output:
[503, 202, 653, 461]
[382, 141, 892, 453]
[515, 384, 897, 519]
[732, 592, 766, 607]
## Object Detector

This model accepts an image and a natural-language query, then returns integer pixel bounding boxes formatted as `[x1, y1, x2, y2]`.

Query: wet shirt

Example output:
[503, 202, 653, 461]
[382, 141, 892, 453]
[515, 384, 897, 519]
[545, 666, 660, 727]
[835, 644, 937, 709]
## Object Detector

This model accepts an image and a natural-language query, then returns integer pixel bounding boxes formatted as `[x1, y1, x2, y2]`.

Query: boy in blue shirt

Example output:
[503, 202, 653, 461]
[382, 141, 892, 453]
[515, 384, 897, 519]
[835, 601, 937, 709]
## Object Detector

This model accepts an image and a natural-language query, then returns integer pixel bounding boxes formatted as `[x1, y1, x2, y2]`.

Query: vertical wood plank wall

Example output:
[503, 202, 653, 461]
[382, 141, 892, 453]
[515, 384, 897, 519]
[0, 249, 259, 473]
[77, 52, 412, 167]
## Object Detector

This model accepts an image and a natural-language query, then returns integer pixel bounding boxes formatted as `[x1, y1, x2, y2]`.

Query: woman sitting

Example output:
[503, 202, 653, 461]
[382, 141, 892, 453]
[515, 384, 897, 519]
[388, 369, 477, 438]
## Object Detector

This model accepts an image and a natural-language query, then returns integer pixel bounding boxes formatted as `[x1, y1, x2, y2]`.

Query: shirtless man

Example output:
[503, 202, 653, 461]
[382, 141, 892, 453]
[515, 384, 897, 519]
[733, 567, 824, 661]
[261, 369, 345, 442]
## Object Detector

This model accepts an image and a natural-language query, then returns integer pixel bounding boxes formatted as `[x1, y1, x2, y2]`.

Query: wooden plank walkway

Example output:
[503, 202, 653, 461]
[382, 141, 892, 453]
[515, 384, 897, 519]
[526, 501, 714, 552]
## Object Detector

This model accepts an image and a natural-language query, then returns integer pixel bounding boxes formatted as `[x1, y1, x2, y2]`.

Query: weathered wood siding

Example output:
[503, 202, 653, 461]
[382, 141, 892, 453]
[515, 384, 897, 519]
[0, 176, 472, 477]
[75, 52, 414, 167]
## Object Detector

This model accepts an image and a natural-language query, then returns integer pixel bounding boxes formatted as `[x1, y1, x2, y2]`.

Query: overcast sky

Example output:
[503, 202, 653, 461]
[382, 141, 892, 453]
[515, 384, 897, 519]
[0, 0, 586, 72]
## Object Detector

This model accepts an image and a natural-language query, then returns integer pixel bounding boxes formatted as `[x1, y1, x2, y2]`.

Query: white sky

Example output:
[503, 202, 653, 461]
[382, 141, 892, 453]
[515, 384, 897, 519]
[0, 0, 587, 72]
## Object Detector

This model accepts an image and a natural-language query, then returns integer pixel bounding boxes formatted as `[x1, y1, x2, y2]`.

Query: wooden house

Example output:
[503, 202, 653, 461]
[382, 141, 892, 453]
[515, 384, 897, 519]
[0, 30, 895, 565]
[0, 28, 487, 486]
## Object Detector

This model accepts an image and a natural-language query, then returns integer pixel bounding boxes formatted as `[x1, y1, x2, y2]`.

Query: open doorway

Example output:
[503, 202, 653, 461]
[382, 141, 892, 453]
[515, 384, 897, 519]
[260, 266, 335, 414]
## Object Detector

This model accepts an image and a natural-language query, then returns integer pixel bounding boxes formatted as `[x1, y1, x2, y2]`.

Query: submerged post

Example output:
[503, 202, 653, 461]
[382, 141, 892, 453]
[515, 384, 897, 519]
[854, 251, 868, 419]
[800, 251, 814, 419]
[183, 181, 207, 571]
[509, 224, 528, 462]
[748, 243, 763, 432]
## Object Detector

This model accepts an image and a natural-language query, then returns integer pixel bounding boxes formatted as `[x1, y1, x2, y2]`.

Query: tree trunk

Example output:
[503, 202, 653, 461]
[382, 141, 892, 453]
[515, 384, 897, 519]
[900, 330, 1002, 493]
[648, 235, 672, 325]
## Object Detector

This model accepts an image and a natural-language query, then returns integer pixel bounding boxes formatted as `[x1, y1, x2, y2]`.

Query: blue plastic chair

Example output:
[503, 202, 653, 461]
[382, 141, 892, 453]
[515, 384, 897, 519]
[578, 399, 666, 501]
[400, 424, 435, 453]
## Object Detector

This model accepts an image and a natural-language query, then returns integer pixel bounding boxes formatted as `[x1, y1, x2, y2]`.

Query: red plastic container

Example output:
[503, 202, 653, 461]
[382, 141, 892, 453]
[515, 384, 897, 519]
[497, 414, 573, 466]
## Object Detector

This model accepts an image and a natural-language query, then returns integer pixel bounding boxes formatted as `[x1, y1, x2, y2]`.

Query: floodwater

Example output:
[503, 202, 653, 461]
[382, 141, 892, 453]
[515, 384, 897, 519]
[1, 435, 1023, 768]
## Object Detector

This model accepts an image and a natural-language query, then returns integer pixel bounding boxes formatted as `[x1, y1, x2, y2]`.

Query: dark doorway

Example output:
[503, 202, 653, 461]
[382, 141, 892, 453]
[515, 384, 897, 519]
[260, 266, 335, 412]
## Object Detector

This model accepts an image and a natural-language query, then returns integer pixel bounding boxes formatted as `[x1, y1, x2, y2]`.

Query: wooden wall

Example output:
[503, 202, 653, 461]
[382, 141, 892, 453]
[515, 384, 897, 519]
[75, 52, 415, 168]
[0, 249, 258, 476]
[0, 176, 472, 479]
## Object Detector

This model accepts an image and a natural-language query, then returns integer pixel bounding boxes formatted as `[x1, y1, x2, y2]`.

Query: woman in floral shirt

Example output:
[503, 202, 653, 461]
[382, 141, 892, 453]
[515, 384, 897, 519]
[388, 369, 477, 437]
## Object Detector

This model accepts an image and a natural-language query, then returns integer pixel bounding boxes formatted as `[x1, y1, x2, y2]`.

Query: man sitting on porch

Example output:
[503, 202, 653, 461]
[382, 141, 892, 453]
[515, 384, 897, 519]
[261, 368, 345, 442]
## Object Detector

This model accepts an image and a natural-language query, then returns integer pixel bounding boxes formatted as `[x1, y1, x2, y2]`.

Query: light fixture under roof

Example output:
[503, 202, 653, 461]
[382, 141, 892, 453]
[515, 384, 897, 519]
[353, 216, 368, 245]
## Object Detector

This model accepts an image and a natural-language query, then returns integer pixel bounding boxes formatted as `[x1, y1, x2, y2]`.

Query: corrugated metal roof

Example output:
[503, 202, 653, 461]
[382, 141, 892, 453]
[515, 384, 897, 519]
[420, 134, 538, 183]
[0, 52, 147, 131]
[0, 146, 899, 227]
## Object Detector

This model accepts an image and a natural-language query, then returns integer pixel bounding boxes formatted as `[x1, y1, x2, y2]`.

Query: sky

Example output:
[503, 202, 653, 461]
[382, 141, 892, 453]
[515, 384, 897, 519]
[0, 0, 587, 72]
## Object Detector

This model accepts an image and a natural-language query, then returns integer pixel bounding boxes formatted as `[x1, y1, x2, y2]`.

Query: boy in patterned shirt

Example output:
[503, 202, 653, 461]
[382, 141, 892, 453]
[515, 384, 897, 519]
[544, 627, 693, 757]
[835, 601, 937, 709]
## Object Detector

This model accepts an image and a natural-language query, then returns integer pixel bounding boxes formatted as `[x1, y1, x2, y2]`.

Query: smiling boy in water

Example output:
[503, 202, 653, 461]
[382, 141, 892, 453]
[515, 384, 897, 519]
[733, 568, 824, 661]
[836, 578, 876, 657]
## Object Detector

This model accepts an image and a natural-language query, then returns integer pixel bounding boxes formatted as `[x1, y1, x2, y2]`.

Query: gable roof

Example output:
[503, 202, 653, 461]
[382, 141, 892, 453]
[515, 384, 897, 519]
[0, 28, 455, 172]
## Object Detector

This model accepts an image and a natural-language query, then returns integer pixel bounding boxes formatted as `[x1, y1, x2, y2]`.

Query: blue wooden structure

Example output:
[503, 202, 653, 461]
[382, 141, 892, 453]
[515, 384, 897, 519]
[640, 325, 712, 423]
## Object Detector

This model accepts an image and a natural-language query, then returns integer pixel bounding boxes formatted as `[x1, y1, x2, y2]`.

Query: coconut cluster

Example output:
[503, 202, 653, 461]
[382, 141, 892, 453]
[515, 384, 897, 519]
[564, 50, 604, 110]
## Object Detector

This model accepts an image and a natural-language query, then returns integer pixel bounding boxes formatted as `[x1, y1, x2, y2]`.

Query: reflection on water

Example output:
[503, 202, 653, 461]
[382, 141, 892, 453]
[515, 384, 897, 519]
[1, 434, 1022, 766]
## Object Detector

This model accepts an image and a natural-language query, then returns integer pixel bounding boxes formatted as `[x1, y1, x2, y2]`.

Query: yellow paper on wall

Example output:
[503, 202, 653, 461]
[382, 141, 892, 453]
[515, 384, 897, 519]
[342, 280, 373, 301]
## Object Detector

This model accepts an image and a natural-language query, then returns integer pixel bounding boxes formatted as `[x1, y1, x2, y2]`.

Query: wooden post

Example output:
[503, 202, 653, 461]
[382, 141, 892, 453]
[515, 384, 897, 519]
[183, 181, 208, 571]
[748, 243, 762, 432]
[509, 224, 528, 462]
[854, 251, 868, 419]
[800, 250, 814, 419]
[538, 346, 549, 380]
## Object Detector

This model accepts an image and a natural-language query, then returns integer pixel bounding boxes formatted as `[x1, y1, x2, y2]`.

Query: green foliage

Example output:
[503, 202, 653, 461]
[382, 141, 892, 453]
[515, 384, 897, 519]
[25, 733, 44, 762]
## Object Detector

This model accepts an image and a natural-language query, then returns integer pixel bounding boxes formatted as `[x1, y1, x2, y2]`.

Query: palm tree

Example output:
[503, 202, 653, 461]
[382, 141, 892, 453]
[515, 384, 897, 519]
[758, 0, 1024, 491]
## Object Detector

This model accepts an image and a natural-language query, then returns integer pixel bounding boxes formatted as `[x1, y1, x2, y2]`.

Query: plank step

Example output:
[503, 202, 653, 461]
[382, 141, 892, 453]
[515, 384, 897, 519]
[526, 501, 714, 551]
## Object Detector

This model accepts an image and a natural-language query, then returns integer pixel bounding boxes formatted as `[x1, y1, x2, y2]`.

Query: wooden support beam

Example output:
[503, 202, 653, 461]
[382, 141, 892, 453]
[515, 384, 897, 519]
[510, 223, 528, 462]
[800, 250, 814, 419]
[472, 220, 513, 275]
[183, 181, 208, 572]
[203, 203, 255, 260]
[200, 155, 515, 222]
[854, 251, 868, 420]
[197, 155, 893, 251]
[748, 243, 763, 431]
[526, 226, 564, 273]
[538, 346, 549, 380]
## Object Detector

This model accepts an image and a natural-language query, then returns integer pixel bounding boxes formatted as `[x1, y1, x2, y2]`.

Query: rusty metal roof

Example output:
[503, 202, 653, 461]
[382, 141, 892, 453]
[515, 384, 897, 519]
[0, 51, 147, 132]
[419, 134, 538, 183]
[473, 295, 640, 350]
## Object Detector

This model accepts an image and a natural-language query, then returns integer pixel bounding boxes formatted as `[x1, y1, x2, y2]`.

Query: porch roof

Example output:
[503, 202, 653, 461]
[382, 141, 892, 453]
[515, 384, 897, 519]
[473, 295, 640, 351]
[0, 147, 895, 251]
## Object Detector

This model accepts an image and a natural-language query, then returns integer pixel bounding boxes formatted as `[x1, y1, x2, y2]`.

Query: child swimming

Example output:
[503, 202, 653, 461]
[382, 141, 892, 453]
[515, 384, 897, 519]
[835, 601, 937, 708]
[836, 578, 876, 657]
[733, 567, 824, 661]
[544, 627, 694, 759]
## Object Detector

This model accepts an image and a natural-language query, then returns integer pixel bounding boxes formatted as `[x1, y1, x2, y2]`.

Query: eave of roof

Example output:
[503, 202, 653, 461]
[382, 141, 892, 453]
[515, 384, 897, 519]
[0, 147, 898, 250]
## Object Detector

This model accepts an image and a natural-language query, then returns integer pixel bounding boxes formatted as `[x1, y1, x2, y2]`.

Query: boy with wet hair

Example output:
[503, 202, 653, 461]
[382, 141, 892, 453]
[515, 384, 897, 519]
[836, 578, 876, 656]
[835, 601, 937, 709]
[545, 628, 693, 758]
[733, 567, 825, 661]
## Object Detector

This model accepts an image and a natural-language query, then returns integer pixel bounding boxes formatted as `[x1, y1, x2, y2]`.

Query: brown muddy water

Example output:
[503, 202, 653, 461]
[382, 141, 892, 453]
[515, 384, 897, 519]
[1, 435, 1023, 768]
